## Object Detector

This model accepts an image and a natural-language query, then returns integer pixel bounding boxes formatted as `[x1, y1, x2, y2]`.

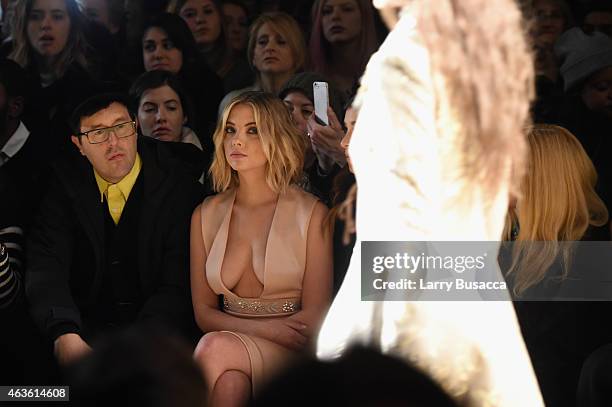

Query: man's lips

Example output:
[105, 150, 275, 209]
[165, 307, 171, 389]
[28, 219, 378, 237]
[107, 152, 124, 161]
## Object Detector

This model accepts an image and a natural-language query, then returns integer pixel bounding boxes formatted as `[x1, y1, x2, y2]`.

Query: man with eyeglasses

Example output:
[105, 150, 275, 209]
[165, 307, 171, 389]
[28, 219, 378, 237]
[25, 93, 205, 366]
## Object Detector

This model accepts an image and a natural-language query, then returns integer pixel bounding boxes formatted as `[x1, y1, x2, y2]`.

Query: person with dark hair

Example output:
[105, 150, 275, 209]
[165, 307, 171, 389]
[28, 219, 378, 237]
[328, 94, 357, 295]
[141, 12, 224, 152]
[222, 0, 249, 55]
[80, 0, 124, 35]
[555, 27, 612, 210]
[130, 70, 199, 148]
[0, 58, 51, 224]
[581, 1, 612, 37]
[67, 325, 207, 407]
[167, 0, 253, 93]
[130, 70, 211, 184]
[529, 0, 575, 123]
[26, 93, 204, 366]
[279, 72, 346, 204]
[252, 346, 459, 407]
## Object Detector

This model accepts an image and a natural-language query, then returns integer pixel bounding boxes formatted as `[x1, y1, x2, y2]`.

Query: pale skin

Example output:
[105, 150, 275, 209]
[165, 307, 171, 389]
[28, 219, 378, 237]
[190, 103, 332, 406]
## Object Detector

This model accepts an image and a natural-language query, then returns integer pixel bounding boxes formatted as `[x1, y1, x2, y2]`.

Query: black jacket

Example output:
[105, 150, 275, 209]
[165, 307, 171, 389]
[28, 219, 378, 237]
[25, 138, 204, 343]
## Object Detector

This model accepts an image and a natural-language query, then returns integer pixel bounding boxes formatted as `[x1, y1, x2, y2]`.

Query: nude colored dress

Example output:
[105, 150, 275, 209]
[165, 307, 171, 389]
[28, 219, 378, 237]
[200, 185, 318, 394]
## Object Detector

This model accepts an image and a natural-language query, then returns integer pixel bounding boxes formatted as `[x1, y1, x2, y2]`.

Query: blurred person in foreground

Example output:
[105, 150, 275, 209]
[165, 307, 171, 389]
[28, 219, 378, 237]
[316, 0, 544, 405]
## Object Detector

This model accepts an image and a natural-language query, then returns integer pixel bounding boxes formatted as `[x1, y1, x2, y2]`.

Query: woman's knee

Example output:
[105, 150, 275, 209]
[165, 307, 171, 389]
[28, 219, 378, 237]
[214, 370, 251, 395]
[193, 332, 248, 370]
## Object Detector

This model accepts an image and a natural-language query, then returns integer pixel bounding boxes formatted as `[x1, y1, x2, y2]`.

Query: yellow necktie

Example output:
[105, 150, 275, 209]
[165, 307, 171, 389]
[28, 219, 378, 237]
[106, 184, 124, 225]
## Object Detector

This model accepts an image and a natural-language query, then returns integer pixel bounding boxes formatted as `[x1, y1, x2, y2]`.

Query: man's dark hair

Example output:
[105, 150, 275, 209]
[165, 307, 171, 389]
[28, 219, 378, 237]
[0, 58, 29, 99]
[69, 93, 134, 136]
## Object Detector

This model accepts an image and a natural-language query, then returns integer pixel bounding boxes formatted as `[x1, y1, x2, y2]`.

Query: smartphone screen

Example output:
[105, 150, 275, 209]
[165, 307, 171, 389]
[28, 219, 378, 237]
[313, 81, 329, 126]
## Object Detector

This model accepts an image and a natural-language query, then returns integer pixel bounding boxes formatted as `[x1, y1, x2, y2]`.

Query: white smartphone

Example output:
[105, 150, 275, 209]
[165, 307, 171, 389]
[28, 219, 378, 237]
[313, 81, 329, 126]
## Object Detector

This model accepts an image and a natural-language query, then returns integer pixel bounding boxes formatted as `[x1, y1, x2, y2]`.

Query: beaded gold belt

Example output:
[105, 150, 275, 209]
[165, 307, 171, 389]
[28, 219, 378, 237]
[223, 295, 301, 316]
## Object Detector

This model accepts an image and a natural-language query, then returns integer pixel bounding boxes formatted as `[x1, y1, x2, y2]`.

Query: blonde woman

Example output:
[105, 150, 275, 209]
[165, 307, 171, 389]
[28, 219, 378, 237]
[504, 124, 609, 297]
[502, 124, 609, 407]
[218, 12, 306, 115]
[190, 91, 332, 406]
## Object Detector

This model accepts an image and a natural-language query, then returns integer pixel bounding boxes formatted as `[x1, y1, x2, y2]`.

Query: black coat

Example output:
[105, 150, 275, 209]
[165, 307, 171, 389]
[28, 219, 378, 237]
[25, 138, 204, 344]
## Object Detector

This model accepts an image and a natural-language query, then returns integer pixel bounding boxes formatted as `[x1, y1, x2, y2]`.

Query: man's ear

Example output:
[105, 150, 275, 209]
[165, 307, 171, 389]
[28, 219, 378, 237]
[8, 96, 24, 119]
[71, 135, 85, 155]
[183, 115, 188, 125]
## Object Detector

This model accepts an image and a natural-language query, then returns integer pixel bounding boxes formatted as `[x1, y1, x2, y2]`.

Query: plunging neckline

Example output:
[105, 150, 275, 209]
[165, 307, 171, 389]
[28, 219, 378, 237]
[216, 189, 281, 299]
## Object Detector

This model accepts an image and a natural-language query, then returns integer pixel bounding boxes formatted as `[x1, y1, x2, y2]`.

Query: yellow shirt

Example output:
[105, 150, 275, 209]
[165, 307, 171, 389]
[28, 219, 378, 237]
[94, 154, 142, 225]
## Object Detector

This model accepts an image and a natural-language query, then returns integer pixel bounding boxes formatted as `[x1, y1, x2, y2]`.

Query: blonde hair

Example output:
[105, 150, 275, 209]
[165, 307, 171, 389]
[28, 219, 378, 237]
[9, 0, 90, 77]
[209, 91, 306, 193]
[247, 13, 306, 83]
[504, 124, 608, 295]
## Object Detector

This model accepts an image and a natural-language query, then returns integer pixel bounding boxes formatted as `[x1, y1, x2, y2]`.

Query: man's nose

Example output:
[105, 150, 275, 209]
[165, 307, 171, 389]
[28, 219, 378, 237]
[106, 130, 119, 146]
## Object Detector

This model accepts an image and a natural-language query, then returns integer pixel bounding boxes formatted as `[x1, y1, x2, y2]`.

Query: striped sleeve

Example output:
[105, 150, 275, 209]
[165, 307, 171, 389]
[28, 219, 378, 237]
[0, 226, 24, 309]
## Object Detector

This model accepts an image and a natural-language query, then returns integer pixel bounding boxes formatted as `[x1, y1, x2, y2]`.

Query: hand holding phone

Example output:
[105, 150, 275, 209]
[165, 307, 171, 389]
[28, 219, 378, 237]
[313, 81, 329, 126]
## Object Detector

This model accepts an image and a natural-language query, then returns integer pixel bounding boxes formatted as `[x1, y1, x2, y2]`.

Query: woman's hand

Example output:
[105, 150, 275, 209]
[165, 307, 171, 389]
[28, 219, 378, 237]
[257, 318, 309, 351]
[307, 108, 346, 172]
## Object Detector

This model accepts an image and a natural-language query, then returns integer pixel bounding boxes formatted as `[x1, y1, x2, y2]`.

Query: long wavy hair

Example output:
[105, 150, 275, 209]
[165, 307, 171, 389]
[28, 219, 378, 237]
[504, 124, 608, 295]
[9, 0, 90, 77]
[309, 0, 379, 80]
[210, 91, 306, 193]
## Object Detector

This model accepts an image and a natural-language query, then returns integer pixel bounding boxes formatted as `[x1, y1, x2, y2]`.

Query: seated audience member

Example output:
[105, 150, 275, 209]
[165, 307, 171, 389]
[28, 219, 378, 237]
[308, 0, 379, 98]
[130, 70, 201, 149]
[502, 124, 611, 407]
[279, 72, 346, 203]
[0, 172, 23, 311]
[0, 170, 26, 384]
[130, 70, 211, 183]
[26, 93, 204, 366]
[555, 28, 612, 210]
[329, 95, 358, 294]
[141, 13, 224, 152]
[167, 0, 252, 93]
[529, 0, 574, 122]
[80, 0, 123, 36]
[67, 325, 207, 407]
[252, 346, 459, 407]
[219, 12, 306, 115]
[8, 0, 122, 151]
[222, 0, 250, 55]
[581, 1, 612, 37]
[191, 91, 332, 406]
[0, 58, 51, 223]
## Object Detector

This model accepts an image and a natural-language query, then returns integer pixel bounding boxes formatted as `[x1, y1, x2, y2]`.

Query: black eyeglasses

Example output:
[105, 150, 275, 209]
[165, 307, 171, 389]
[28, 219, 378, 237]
[79, 121, 136, 144]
